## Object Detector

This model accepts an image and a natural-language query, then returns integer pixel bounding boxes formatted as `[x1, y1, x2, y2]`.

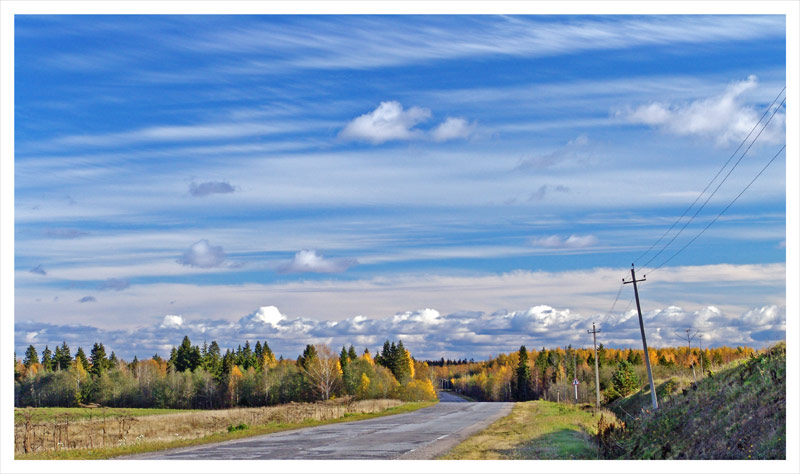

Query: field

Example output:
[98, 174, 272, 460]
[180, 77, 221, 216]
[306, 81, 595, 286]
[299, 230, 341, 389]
[15, 398, 434, 459]
[440, 400, 618, 460]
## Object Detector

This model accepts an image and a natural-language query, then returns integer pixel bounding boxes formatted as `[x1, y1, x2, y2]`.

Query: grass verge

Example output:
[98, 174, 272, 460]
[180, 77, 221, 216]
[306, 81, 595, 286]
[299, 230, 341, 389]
[16, 400, 436, 460]
[439, 400, 617, 460]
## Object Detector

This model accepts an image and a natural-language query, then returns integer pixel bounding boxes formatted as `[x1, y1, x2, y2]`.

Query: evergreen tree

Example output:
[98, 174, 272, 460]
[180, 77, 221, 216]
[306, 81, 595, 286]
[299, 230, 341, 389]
[241, 341, 255, 370]
[221, 349, 235, 376]
[129, 355, 139, 372]
[340, 346, 350, 371]
[109, 351, 118, 367]
[348, 345, 358, 361]
[173, 335, 201, 372]
[393, 340, 412, 383]
[297, 344, 318, 370]
[23, 345, 39, 368]
[54, 341, 72, 371]
[89, 342, 108, 376]
[41, 345, 54, 371]
[75, 347, 89, 371]
[611, 360, 640, 397]
[254, 341, 263, 366]
[204, 341, 222, 376]
[514, 345, 532, 401]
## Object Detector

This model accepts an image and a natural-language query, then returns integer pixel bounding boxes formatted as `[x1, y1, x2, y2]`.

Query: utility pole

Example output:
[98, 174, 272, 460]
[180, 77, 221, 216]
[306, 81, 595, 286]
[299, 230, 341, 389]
[624, 264, 658, 410]
[588, 323, 601, 410]
[676, 329, 700, 382]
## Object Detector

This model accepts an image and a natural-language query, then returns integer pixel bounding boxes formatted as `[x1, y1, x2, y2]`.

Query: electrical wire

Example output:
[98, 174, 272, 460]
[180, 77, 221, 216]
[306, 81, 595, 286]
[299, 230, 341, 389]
[639, 97, 786, 272]
[647, 144, 785, 274]
[633, 87, 786, 267]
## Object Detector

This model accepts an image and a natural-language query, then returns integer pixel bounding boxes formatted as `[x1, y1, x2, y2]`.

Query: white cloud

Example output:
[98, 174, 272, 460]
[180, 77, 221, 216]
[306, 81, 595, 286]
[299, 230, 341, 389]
[241, 306, 285, 327]
[277, 249, 356, 274]
[177, 239, 227, 268]
[160, 314, 184, 329]
[431, 117, 476, 142]
[618, 75, 785, 146]
[15, 302, 785, 362]
[339, 101, 431, 144]
[531, 234, 598, 249]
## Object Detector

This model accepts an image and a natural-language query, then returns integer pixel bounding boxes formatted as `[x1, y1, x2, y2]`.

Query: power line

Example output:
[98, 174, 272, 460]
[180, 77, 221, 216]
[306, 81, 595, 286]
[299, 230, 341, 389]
[647, 144, 785, 274]
[633, 87, 786, 267]
[639, 96, 786, 271]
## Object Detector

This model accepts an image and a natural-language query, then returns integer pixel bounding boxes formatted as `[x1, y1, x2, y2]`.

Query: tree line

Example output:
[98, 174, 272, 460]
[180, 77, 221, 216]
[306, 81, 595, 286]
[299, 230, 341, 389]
[13, 337, 437, 408]
[433, 344, 759, 403]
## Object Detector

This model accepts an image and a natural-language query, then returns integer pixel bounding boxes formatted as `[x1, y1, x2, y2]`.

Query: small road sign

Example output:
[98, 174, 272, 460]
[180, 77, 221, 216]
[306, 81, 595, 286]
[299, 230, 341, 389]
[573, 378, 579, 385]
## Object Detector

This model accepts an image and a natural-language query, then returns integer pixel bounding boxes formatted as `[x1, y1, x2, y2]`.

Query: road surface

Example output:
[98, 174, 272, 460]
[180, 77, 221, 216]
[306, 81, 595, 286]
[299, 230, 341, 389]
[122, 393, 511, 460]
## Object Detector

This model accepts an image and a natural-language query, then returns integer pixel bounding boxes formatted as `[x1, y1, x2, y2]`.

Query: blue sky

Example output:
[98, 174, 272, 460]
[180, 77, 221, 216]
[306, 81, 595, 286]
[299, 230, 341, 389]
[12, 14, 788, 360]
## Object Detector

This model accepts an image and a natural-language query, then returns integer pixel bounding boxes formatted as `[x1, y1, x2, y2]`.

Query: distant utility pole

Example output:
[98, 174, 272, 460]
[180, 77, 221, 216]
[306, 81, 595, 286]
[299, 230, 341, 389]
[623, 264, 658, 410]
[676, 329, 700, 382]
[588, 323, 601, 410]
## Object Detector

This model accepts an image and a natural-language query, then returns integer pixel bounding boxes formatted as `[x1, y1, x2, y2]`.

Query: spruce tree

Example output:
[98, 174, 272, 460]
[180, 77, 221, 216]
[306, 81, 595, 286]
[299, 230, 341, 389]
[23, 345, 39, 368]
[75, 347, 89, 370]
[174, 335, 201, 372]
[515, 345, 532, 401]
[41, 345, 54, 371]
[348, 345, 358, 361]
[297, 344, 318, 370]
[89, 342, 108, 376]
[55, 341, 72, 371]
[393, 340, 412, 383]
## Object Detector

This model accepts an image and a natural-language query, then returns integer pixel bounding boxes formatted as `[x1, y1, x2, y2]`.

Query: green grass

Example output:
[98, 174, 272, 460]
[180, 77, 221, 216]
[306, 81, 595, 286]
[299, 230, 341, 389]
[603, 343, 786, 460]
[15, 401, 436, 460]
[440, 401, 618, 460]
[14, 407, 197, 424]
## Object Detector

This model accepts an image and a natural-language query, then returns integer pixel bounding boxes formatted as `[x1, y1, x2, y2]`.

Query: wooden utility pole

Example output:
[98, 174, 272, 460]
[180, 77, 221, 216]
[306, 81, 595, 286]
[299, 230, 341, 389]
[624, 264, 658, 410]
[588, 323, 601, 409]
[676, 329, 700, 382]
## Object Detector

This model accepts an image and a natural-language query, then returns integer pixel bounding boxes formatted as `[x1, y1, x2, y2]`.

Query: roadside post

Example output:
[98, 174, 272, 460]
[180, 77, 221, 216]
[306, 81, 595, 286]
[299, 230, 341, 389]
[573, 378, 579, 402]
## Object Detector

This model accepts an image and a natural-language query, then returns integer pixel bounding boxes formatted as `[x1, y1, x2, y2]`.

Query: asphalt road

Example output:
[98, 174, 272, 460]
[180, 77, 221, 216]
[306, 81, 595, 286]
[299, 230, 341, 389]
[123, 394, 511, 460]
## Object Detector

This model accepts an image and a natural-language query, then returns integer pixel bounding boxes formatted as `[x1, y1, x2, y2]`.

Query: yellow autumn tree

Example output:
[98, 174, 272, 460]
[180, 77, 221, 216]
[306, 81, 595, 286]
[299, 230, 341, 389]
[357, 372, 371, 399]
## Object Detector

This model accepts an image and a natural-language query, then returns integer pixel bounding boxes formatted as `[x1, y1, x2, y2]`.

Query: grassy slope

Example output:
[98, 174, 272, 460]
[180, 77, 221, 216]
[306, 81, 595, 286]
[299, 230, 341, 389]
[16, 401, 436, 460]
[440, 401, 618, 460]
[605, 343, 786, 460]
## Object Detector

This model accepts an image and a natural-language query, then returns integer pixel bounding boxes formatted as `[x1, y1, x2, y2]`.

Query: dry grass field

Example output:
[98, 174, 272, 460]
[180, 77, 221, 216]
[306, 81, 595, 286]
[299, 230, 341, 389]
[15, 398, 413, 459]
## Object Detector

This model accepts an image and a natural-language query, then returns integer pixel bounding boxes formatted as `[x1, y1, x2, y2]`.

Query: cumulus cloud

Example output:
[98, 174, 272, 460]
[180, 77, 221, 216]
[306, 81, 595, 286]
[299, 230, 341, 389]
[15, 303, 785, 362]
[431, 117, 476, 142]
[240, 306, 286, 327]
[340, 101, 431, 144]
[531, 234, 598, 249]
[189, 181, 235, 197]
[617, 75, 785, 146]
[29, 265, 47, 275]
[160, 315, 184, 329]
[177, 239, 227, 268]
[277, 249, 357, 274]
[77, 296, 96, 303]
[98, 278, 130, 291]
